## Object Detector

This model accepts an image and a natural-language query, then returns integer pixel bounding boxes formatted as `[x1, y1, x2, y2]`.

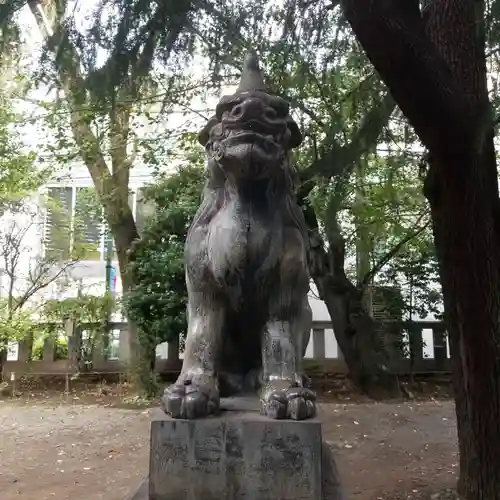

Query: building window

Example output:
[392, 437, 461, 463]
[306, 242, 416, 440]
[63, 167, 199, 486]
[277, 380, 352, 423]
[43, 186, 155, 261]
[44, 187, 73, 260]
[44, 186, 105, 261]
[74, 187, 103, 261]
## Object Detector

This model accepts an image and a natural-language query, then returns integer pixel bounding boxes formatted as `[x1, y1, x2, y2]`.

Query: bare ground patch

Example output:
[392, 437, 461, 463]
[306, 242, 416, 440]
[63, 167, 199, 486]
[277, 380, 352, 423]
[0, 396, 457, 500]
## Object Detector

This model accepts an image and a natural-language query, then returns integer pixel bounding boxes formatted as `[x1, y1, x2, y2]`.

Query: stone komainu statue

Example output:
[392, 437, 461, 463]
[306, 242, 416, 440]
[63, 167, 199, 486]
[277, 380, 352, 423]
[161, 53, 316, 420]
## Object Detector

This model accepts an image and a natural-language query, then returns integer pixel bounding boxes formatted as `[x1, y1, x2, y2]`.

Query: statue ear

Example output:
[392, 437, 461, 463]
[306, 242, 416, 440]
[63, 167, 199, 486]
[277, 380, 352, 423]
[198, 116, 219, 146]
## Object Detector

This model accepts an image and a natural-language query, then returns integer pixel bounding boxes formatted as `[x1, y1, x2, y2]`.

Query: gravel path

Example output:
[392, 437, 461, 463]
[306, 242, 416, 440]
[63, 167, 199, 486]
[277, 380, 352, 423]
[0, 399, 458, 499]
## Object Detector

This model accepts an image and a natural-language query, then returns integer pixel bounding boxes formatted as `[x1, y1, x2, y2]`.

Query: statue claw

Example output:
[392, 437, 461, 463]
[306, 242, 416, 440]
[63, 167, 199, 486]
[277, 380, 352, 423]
[260, 378, 316, 421]
[161, 376, 220, 419]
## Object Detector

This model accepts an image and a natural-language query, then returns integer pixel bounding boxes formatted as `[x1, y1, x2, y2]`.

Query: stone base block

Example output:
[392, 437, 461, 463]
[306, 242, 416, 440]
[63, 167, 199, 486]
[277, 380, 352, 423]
[148, 397, 345, 500]
[127, 478, 148, 500]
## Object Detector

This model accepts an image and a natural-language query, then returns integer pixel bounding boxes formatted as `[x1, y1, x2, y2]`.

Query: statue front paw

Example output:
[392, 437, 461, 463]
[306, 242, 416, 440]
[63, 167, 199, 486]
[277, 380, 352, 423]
[260, 378, 316, 421]
[161, 376, 220, 419]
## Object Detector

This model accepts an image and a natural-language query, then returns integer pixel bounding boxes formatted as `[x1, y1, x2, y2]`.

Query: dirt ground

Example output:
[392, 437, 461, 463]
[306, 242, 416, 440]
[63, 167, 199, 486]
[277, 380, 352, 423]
[0, 392, 458, 500]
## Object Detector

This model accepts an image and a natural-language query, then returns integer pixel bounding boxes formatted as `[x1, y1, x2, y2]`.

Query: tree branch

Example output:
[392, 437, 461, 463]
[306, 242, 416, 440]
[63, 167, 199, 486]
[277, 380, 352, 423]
[15, 260, 77, 311]
[360, 212, 431, 287]
[28, 0, 139, 260]
[289, 98, 325, 128]
[107, 2, 193, 195]
[28, 1, 116, 198]
[339, 0, 482, 157]
[298, 91, 396, 198]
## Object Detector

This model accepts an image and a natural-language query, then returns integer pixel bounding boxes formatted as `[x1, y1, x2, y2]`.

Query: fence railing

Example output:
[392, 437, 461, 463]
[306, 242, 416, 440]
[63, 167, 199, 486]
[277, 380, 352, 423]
[3, 320, 451, 378]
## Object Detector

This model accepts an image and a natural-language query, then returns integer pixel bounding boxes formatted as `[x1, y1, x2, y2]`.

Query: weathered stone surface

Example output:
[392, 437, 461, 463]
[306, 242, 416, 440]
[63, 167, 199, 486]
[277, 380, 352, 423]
[126, 478, 148, 500]
[322, 444, 347, 500]
[149, 398, 345, 500]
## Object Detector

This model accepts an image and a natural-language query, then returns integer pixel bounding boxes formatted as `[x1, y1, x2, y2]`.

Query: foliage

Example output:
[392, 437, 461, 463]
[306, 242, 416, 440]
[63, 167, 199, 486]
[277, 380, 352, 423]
[0, 85, 68, 360]
[0, 86, 46, 212]
[0, 112, 40, 208]
[31, 335, 68, 361]
[41, 294, 116, 325]
[334, 149, 439, 320]
[125, 165, 205, 344]
[41, 294, 116, 368]
[0, 65, 54, 363]
[378, 228, 441, 321]
[0, 303, 37, 345]
[124, 136, 205, 394]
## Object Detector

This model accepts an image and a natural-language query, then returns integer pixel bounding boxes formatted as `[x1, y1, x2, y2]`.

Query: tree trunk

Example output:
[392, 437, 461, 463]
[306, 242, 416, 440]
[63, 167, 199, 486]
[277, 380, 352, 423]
[305, 205, 399, 397]
[424, 5, 500, 497]
[0, 347, 6, 382]
[353, 157, 374, 315]
[426, 146, 500, 499]
[341, 0, 500, 496]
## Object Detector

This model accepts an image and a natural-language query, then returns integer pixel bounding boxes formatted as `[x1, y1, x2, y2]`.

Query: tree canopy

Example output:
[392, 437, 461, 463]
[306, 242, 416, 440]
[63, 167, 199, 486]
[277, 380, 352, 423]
[0, 0, 445, 391]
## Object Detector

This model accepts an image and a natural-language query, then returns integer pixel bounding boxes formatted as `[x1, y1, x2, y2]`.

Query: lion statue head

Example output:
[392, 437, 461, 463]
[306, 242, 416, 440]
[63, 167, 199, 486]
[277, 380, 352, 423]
[189, 52, 307, 245]
[198, 53, 303, 183]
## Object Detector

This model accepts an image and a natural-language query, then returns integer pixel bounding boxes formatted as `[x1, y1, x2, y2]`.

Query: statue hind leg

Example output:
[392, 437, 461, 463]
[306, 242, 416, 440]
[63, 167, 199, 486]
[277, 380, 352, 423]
[161, 277, 224, 419]
[260, 228, 316, 420]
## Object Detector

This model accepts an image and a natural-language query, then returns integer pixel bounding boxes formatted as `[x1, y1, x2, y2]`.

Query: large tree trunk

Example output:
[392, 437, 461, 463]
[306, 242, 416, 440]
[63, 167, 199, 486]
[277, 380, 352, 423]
[426, 145, 500, 499]
[424, 3, 500, 497]
[341, 1, 500, 497]
[305, 205, 399, 397]
[296, 92, 398, 395]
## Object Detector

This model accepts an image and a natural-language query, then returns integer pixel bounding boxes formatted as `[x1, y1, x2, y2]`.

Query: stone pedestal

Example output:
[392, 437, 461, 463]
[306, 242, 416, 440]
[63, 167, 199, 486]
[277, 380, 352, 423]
[135, 397, 345, 500]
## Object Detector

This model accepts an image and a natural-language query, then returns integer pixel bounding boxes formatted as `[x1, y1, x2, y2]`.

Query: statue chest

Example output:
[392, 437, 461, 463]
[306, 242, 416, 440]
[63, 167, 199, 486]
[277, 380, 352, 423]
[206, 198, 282, 284]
